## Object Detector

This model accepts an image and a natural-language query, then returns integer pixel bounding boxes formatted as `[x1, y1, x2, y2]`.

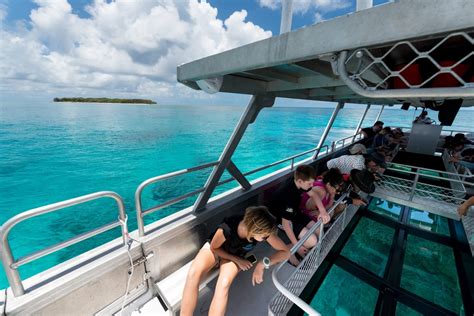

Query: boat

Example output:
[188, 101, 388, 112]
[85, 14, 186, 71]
[1, 0, 473, 315]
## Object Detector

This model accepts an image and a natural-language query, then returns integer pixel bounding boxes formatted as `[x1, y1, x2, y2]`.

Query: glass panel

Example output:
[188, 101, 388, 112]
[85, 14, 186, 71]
[408, 209, 450, 236]
[368, 197, 402, 220]
[341, 217, 394, 276]
[307, 265, 378, 316]
[396, 302, 423, 316]
[401, 235, 463, 313]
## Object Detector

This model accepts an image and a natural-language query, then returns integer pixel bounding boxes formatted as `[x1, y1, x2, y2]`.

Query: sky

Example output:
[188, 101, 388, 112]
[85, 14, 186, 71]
[0, 0, 392, 106]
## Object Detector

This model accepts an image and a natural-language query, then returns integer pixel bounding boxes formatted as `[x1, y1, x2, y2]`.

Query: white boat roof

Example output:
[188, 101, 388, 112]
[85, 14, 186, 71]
[177, 0, 474, 105]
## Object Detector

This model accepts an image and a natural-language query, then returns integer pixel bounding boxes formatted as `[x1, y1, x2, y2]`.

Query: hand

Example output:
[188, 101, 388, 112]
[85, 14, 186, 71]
[252, 263, 265, 286]
[235, 258, 253, 271]
[352, 198, 367, 206]
[318, 212, 331, 224]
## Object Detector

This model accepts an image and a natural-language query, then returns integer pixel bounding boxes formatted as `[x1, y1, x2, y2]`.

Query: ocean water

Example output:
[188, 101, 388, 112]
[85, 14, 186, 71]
[0, 101, 472, 289]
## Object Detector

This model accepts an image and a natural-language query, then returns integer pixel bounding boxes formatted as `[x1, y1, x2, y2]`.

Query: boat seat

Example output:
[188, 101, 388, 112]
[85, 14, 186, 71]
[155, 260, 219, 315]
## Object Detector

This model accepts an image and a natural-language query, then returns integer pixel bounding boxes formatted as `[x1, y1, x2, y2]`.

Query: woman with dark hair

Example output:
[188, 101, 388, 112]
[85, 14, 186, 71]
[300, 168, 344, 223]
[181, 206, 290, 316]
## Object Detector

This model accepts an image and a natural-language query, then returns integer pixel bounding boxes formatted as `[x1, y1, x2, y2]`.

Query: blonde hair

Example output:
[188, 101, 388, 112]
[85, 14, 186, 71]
[243, 206, 277, 241]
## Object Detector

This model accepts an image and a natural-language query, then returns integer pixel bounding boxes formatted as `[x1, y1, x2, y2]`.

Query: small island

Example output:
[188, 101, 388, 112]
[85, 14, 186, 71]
[53, 97, 157, 104]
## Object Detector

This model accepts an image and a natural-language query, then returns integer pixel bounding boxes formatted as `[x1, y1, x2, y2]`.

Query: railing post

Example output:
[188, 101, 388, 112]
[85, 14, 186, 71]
[312, 102, 343, 159]
[0, 237, 24, 296]
[410, 172, 420, 201]
[193, 95, 275, 212]
[353, 103, 371, 141]
[280, 0, 294, 34]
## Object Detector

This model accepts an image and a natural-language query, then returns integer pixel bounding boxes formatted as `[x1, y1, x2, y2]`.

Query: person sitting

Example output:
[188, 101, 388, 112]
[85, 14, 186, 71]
[414, 110, 434, 124]
[372, 127, 393, 149]
[326, 144, 367, 174]
[270, 165, 318, 259]
[332, 168, 376, 219]
[450, 148, 474, 173]
[181, 206, 290, 316]
[299, 168, 344, 224]
[360, 121, 384, 144]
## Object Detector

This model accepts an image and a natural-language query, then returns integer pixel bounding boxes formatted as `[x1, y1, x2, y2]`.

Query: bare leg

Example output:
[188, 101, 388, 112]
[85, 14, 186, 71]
[208, 259, 240, 316]
[180, 246, 217, 316]
[298, 227, 318, 249]
[458, 196, 474, 217]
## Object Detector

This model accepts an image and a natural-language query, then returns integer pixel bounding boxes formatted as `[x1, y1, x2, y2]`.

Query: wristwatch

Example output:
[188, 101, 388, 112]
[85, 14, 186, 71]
[262, 257, 271, 269]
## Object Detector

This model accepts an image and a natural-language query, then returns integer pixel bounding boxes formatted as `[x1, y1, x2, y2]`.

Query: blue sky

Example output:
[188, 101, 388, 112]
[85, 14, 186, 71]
[0, 0, 391, 106]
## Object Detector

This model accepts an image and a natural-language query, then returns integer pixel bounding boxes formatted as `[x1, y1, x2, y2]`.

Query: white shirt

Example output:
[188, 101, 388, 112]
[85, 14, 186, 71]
[326, 155, 365, 174]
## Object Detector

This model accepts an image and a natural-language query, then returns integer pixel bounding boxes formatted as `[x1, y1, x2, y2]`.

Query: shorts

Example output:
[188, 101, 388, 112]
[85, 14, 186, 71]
[202, 242, 220, 267]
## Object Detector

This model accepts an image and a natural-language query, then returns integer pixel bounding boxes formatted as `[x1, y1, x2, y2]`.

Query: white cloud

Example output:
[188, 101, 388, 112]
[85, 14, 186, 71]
[258, 0, 351, 14]
[0, 0, 272, 102]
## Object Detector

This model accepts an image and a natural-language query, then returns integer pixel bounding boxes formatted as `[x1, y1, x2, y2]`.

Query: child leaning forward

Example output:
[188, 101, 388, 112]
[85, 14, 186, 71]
[180, 206, 290, 316]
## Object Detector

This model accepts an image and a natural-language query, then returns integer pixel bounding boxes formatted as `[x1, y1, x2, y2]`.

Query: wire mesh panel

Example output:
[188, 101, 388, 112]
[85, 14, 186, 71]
[268, 205, 358, 315]
[344, 31, 473, 91]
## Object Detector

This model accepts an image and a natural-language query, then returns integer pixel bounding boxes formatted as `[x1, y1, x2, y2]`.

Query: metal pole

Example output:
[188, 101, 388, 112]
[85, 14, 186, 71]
[374, 105, 385, 123]
[312, 102, 343, 159]
[353, 103, 371, 140]
[356, 0, 372, 11]
[280, 0, 294, 34]
[193, 95, 275, 212]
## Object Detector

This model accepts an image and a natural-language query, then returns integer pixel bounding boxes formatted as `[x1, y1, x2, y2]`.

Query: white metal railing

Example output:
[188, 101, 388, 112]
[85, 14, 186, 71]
[0, 191, 129, 297]
[135, 134, 361, 236]
[375, 162, 473, 217]
[269, 194, 359, 315]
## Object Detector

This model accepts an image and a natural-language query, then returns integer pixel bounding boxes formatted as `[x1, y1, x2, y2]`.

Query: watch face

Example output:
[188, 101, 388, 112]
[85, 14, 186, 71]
[263, 257, 271, 268]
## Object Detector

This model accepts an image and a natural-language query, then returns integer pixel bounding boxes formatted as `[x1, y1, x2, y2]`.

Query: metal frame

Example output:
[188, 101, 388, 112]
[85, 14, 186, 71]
[312, 102, 343, 159]
[353, 103, 370, 140]
[193, 95, 275, 212]
[0, 191, 128, 297]
[374, 104, 385, 123]
[335, 31, 474, 100]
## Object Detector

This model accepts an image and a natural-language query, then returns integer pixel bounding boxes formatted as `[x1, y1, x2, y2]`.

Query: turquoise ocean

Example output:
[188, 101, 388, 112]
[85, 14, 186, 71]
[0, 101, 472, 289]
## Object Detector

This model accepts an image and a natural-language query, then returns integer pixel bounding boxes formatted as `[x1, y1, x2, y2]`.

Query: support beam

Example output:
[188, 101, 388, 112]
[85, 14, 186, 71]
[353, 103, 371, 138]
[226, 160, 251, 191]
[374, 104, 385, 123]
[312, 102, 343, 159]
[193, 95, 275, 212]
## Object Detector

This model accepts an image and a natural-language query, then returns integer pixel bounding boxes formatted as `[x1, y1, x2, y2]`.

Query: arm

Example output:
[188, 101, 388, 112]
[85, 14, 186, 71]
[252, 234, 291, 286]
[210, 229, 252, 271]
[307, 188, 330, 223]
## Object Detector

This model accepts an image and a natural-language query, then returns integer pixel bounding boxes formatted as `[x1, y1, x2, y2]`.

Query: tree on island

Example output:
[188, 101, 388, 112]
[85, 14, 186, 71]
[53, 97, 157, 104]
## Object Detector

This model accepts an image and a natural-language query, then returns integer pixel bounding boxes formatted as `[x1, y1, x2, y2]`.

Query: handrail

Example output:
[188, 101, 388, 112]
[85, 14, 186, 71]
[334, 132, 363, 147]
[271, 194, 347, 316]
[387, 163, 474, 182]
[0, 191, 128, 297]
[135, 161, 219, 236]
[135, 133, 362, 236]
